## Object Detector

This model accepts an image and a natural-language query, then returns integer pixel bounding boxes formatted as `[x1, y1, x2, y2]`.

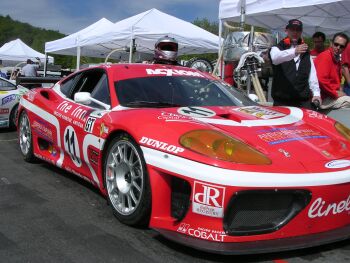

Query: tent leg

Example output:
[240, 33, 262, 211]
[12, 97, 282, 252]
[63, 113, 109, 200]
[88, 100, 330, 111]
[76, 46, 81, 71]
[128, 38, 134, 63]
[44, 52, 48, 77]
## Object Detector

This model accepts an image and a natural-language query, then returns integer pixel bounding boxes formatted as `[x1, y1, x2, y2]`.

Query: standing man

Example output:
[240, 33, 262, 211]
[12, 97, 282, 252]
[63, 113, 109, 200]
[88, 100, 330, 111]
[270, 19, 321, 109]
[314, 32, 350, 109]
[310, 31, 326, 59]
[22, 58, 40, 77]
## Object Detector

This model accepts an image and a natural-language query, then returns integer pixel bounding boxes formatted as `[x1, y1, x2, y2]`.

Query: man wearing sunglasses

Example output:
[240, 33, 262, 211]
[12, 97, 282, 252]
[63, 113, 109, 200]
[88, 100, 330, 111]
[314, 32, 350, 109]
[270, 19, 321, 109]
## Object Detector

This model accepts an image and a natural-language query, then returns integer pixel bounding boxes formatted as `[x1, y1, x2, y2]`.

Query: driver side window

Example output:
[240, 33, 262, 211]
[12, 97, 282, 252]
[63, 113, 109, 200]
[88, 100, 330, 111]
[89, 74, 110, 108]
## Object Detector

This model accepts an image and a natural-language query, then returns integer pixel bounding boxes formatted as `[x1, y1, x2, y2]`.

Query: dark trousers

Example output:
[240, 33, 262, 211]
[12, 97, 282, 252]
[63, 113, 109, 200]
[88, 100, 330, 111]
[273, 99, 313, 110]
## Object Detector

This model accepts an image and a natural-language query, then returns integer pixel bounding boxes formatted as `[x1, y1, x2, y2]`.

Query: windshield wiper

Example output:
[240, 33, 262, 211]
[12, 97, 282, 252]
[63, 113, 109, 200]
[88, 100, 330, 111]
[123, 101, 183, 108]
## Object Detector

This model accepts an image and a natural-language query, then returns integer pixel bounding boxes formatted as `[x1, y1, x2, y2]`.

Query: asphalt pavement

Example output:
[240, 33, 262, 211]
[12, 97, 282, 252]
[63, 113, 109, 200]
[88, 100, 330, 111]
[0, 129, 349, 263]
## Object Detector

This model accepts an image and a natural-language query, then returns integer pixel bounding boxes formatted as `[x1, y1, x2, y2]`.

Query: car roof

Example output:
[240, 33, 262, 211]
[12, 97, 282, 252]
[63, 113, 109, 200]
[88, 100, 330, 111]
[82, 63, 213, 81]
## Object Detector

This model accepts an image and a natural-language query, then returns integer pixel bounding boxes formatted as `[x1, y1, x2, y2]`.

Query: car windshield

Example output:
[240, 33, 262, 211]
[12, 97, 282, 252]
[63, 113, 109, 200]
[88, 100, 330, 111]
[115, 76, 256, 108]
[0, 79, 16, 91]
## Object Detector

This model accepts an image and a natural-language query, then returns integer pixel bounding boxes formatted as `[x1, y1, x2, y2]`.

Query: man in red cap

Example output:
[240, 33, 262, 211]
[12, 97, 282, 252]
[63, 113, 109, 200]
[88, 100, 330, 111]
[269, 19, 321, 109]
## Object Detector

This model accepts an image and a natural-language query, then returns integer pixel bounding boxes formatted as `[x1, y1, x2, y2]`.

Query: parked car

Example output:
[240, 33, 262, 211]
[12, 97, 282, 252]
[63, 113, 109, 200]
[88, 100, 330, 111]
[0, 77, 28, 128]
[17, 63, 350, 254]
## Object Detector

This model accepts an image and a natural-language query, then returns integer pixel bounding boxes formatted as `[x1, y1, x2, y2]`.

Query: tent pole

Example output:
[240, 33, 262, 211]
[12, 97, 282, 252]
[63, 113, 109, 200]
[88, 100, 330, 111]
[128, 38, 134, 63]
[44, 52, 48, 77]
[240, 0, 246, 31]
[76, 46, 81, 71]
[219, 20, 223, 79]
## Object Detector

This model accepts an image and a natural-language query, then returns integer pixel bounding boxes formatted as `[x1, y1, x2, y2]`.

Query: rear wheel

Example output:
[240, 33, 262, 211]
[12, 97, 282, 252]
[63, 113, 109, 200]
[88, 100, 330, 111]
[104, 133, 151, 226]
[18, 111, 36, 162]
[186, 57, 214, 73]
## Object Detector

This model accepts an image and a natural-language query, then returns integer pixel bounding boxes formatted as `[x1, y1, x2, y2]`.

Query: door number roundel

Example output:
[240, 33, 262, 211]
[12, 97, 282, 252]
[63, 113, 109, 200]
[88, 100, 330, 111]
[64, 126, 82, 167]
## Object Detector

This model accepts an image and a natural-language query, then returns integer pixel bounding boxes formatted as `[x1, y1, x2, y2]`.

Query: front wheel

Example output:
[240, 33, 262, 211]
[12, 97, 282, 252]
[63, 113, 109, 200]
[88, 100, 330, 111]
[18, 111, 36, 162]
[104, 133, 151, 226]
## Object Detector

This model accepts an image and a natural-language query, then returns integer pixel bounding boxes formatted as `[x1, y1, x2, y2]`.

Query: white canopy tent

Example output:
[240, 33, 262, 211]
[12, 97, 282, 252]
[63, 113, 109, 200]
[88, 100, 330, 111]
[219, 0, 350, 37]
[45, 18, 116, 68]
[0, 38, 54, 63]
[45, 9, 221, 68]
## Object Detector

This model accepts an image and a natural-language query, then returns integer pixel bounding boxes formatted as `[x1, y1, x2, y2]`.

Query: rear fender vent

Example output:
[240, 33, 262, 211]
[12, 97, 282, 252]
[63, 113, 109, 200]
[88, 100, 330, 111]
[223, 189, 311, 236]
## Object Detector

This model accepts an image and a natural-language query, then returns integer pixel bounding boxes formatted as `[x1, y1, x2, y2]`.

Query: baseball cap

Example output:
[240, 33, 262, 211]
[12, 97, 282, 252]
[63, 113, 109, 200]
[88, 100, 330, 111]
[286, 19, 303, 30]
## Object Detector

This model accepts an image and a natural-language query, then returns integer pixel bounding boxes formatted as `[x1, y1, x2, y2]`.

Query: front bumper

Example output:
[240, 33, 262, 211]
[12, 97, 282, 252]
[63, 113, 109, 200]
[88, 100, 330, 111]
[155, 224, 350, 255]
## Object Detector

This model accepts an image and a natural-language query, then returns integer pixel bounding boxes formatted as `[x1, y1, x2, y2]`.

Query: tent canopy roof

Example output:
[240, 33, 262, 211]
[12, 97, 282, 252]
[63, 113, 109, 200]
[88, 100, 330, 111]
[219, 0, 350, 36]
[0, 38, 54, 63]
[45, 8, 221, 59]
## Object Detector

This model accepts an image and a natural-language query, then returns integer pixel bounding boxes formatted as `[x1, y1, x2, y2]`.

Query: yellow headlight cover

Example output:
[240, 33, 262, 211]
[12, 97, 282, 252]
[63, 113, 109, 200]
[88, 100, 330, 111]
[180, 130, 271, 165]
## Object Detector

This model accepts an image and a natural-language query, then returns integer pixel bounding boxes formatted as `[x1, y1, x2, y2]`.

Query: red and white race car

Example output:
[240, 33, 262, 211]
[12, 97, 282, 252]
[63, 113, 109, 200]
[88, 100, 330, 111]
[0, 77, 28, 128]
[18, 64, 350, 254]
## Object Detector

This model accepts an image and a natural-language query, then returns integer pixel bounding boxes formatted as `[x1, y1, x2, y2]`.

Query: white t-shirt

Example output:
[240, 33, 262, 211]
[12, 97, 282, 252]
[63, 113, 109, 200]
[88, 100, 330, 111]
[22, 64, 39, 77]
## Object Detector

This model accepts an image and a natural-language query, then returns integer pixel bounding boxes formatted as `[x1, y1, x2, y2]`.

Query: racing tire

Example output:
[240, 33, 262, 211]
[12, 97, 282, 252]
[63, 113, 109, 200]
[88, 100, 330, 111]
[104, 133, 151, 227]
[9, 104, 18, 130]
[186, 57, 214, 73]
[18, 111, 36, 162]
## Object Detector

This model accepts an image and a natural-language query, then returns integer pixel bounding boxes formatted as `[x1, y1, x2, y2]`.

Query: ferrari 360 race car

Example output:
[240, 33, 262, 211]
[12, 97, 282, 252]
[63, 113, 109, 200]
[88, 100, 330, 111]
[17, 64, 350, 254]
[0, 77, 28, 128]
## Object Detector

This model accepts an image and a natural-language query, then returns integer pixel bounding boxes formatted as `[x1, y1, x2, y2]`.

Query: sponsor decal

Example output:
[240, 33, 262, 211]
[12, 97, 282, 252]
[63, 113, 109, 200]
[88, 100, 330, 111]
[48, 145, 57, 157]
[87, 146, 99, 166]
[308, 195, 350, 218]
[146, 68, 204, 77]
[99, 123, 109, 137]
[63, 126, 82, 167]
[177, 223, 226, 242]
[158, 111, 192, 121]
[55, 101, 92, 126]
[32, 119, 54, 142]
[306, 110, 326, 120]
[192, 181, 225, 218]
[84, 116, 96, 133]
[0, 108, 9, 114]
[177, 106, 216, 118]
[139, 136, 184, 154]
[233, 106, 285, 119]
[257, 127, 328, 145]
[325, 160, 350, 169]
[1, 94, 17, 105]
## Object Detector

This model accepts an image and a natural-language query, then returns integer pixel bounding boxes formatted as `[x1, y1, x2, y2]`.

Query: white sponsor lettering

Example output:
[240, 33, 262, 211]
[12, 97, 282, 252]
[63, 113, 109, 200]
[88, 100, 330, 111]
[139, 136, 184, 154]
[308, 195, 350, 218]
[176, 223, 225, 242]
[146, 68, 204, 77]
[57, 100, 89, 122]
[192, 181, 225, 218]
[325, 160, 350, 169]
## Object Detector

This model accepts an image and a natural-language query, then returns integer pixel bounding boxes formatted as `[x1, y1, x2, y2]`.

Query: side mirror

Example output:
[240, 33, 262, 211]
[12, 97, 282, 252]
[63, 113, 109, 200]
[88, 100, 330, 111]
[74, 92, 91, 105]
[74, 92, 110, 110]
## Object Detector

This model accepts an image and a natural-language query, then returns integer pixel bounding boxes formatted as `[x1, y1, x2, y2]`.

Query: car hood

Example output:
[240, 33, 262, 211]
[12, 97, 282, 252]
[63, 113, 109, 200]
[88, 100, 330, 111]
[111, 105, 350, 172]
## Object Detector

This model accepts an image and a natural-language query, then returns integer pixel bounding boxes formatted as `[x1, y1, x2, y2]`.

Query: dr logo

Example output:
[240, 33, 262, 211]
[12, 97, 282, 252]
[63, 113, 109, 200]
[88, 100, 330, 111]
[192, 181, 225, 218]
[64, 126, 82, 167]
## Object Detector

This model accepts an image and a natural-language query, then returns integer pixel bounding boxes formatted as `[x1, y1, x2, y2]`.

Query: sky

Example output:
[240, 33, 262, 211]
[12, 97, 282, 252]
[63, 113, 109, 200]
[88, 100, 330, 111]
[1, 0, 221, 34]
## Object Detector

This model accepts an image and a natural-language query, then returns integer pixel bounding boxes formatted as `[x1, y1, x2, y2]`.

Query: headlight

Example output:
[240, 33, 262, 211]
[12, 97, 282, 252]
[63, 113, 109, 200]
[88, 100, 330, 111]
[179, 130, 271, 165]
[335, 122, 350, 141]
